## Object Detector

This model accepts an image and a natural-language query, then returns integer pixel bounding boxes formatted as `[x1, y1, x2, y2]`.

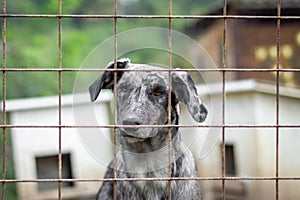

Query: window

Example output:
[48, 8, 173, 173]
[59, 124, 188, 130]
[35, 153, 74, 191]
[224, 144, 236, 176]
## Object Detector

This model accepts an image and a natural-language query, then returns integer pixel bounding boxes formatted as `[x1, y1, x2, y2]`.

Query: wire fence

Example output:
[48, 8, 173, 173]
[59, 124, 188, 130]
[1, 0, 300, 200]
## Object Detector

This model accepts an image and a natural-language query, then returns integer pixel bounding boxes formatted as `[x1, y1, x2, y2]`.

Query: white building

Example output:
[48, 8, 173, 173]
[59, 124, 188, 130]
[4, 92, 114, 199]
[3, 79, 300, 199]
[191, 79, 300, 200]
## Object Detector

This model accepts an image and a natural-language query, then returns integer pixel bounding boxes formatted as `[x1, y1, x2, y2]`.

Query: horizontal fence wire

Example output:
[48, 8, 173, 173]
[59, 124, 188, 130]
[1, 0, 300, 199]
[1, 176, 300, 183]
[1, 68, 300, 72]
[0, 125, 300, 129]
[1, 14, 300, 20]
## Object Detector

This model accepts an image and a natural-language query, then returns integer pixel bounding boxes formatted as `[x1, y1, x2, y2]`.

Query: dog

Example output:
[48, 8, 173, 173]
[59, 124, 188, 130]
[89, 58, 207, 200]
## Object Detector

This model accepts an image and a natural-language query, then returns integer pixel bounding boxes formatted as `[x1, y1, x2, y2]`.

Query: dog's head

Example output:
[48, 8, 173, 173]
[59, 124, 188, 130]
[89, 59, 207, 141]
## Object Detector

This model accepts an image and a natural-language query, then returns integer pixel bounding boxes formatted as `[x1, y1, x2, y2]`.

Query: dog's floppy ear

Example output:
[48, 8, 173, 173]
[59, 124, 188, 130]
[172, 72, 208, 123]
[89, 59, 129, 102]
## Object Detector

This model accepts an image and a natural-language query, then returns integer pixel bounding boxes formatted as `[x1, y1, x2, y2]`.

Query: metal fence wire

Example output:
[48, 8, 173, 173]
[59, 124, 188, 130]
[1, 0, 300, 200]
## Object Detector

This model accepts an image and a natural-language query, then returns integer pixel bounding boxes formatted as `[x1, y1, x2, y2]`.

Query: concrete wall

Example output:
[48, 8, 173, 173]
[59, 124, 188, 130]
[7, 93, 113, 200]
[181, 80, 300, 200]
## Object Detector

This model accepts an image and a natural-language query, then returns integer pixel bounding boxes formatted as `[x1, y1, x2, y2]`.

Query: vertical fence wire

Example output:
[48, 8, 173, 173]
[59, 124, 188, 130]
[167, 0, 173, 199]
[221, 0, 227, 199]
[57, 0, 63, 199]
[275, 0, 281, 199]
[1, 0, 6, 200]
[113, 1, 118, 200]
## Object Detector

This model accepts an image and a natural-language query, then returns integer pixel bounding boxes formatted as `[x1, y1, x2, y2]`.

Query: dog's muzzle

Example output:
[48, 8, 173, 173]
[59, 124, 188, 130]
[122, 119, 141, 133]
[121, 118, 147, 143]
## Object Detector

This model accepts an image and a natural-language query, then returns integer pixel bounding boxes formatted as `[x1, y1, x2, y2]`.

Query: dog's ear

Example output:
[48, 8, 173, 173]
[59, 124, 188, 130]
[89, 59, 129, 102]
[172, 72, 208, 123]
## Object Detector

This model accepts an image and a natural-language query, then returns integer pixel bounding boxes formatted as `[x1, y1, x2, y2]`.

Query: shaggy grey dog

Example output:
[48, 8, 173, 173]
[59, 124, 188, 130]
[89, 58, 207, 200]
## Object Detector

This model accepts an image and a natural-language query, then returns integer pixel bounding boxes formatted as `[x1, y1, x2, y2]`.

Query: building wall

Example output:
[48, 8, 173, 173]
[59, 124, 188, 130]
[9, 99, 113, 200]
[196, 20, 238, 82]
[181, 86, 300, 200]
[196, 18, 300, 86]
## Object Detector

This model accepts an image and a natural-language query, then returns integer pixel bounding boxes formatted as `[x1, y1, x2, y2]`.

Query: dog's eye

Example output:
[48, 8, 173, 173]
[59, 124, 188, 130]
[150, 83, 165, 97]
[154, 91, 162, 96]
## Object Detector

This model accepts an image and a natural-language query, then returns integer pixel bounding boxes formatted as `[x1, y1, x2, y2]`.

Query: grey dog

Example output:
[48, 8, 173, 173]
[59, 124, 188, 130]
[89, 58, 207, 200]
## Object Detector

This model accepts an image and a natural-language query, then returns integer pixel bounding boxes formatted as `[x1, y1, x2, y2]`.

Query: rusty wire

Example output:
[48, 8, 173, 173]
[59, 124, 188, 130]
[167, 0, 173, 199]
[1, 176, 300, 183]
[1, 68, 300, 72]
[1, 0, 300, 200]
[275, 1, 281, 199]
[221, 0, 227, 198]
[57, 0, 63, 199]
[1, 0, 7, 200]
[0, 124, 300, 129]
[0, 14, 300, 20]
[112, 0, 118, 199]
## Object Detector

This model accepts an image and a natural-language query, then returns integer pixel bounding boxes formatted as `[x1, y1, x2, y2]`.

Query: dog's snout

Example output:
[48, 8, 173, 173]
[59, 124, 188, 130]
[199, 104, 208, 122]
[122, 119, 141, 133]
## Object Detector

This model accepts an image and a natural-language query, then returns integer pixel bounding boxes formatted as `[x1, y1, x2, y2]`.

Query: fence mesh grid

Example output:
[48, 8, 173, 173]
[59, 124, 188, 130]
[1, 0, 300, 200]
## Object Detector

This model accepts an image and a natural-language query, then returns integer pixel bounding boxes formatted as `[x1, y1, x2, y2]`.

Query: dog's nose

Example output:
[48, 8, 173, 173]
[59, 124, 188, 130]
[122, 119, 141, 133]
[199, 104, 208, 122]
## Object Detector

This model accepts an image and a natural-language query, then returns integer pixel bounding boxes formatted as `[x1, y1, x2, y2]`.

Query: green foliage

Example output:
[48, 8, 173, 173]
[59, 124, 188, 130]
[0, 113, 17, 200]
[4, 0, 217, 99]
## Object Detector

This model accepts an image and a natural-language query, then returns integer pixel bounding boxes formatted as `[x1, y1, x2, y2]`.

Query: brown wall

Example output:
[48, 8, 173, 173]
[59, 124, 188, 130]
[196, 19, 300, 86]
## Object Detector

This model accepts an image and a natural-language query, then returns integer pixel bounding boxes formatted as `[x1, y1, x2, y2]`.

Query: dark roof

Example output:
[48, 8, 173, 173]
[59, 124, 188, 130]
[234, 0, 300, 15]
[186, 0, 300, 34]
[237, 0, 300, 8]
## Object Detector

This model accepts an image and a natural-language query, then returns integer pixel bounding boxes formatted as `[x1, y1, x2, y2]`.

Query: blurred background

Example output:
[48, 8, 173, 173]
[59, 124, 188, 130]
[1, 0, 300, 199]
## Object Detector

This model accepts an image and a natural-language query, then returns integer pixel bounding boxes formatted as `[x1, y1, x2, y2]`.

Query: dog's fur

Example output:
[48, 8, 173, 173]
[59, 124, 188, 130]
[89, 58, 207, 200]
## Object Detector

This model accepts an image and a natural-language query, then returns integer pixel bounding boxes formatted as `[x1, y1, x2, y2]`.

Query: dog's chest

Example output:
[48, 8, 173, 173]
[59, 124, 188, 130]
[128, 158, 169, 185]
[118, 146, 174, 198]
[130, 170, 169, 199]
